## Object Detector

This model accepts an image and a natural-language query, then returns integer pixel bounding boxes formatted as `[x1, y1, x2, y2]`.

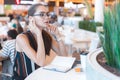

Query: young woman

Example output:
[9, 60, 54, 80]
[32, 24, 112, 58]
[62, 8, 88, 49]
[13, 3, 68, 80]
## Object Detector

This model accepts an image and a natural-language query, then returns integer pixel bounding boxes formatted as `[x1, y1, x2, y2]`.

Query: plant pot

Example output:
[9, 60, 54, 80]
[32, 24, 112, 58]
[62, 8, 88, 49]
[86, 48, 120, 80]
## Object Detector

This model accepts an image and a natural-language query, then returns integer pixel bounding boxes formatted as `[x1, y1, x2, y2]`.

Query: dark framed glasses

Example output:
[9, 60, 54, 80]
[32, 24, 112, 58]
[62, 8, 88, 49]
[33, 12, 50, 17]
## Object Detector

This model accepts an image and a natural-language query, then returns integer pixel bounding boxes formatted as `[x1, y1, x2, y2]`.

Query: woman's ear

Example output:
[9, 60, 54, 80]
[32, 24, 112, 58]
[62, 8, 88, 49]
[29, 16, 33, 21]
[29, 16, 35, 23]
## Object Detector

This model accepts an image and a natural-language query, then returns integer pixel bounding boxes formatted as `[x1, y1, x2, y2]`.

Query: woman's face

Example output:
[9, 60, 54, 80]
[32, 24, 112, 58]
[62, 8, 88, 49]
[32, 6, 49, 29]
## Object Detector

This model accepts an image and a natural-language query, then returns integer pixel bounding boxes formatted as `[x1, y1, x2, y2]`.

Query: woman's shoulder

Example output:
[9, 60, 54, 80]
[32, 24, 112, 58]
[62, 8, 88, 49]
[16, 32, 30, 52]
[16, 32, 29, 44]
[16, 34, 26, 40]
[16, 31, 30, 39]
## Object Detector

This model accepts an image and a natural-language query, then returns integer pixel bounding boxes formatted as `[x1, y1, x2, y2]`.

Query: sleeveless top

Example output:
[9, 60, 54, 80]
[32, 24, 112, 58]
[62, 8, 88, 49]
[13, 31, 39, 80]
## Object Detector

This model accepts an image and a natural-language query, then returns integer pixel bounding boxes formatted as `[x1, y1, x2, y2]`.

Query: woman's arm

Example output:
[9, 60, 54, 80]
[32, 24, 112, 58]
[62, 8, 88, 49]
[51, 37, 68, 56]
[45, 24, 68, 56]
[16, 32, 46, 67]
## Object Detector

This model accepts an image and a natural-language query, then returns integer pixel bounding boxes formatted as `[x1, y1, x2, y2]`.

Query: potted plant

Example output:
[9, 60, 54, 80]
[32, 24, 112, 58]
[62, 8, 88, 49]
[86, 1, 120, 80]
[100, 0, 120, 71]
[74, 13, 81, 16]
[79, 20, 102, 32]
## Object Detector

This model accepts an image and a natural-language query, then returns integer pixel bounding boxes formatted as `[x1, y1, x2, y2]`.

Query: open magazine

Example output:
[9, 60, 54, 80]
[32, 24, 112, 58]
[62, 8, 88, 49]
[43, 56, 76, 73]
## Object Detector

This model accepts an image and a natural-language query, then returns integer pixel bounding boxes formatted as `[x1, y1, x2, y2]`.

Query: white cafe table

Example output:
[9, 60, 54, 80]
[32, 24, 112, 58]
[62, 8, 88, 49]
[25, 64, 86, 80]
[58, 27, 98, 50]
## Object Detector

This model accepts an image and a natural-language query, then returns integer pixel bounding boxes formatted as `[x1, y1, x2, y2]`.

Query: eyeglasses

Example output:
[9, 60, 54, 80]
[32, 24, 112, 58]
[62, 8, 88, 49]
[33, 12, 50, 17]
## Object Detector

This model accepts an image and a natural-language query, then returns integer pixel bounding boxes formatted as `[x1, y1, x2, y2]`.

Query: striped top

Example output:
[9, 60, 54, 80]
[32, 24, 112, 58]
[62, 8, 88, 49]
[13, 31, 39, 80]
[1, 40, 15, 64]
[0, 40, 15, 76]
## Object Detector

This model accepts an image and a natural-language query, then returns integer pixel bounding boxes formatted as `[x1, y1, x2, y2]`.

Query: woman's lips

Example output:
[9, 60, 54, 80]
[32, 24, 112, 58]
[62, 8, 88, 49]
[44, 21, 49, 23]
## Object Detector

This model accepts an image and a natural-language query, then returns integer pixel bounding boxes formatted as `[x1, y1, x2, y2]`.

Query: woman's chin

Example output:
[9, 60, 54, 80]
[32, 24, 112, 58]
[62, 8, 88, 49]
[44, 23, 49, 27]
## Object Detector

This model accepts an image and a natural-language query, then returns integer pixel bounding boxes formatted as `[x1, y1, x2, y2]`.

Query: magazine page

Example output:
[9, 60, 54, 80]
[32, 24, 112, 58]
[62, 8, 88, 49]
[43, 56, 76, 73]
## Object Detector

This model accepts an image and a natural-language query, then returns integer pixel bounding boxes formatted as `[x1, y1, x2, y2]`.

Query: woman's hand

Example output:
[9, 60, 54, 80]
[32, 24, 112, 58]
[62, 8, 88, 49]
[29, 18, 41, 35]
[45, 24, 60, 38]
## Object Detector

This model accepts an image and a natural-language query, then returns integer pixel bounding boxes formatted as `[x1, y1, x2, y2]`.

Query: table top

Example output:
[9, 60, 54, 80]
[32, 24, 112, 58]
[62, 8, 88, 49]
[58, 28, 98, 49]
[25, 64, 86, 80]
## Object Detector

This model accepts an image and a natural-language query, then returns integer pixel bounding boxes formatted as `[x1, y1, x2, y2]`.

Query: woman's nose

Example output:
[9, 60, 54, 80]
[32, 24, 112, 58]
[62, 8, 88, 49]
[44, 15, 49, 19]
